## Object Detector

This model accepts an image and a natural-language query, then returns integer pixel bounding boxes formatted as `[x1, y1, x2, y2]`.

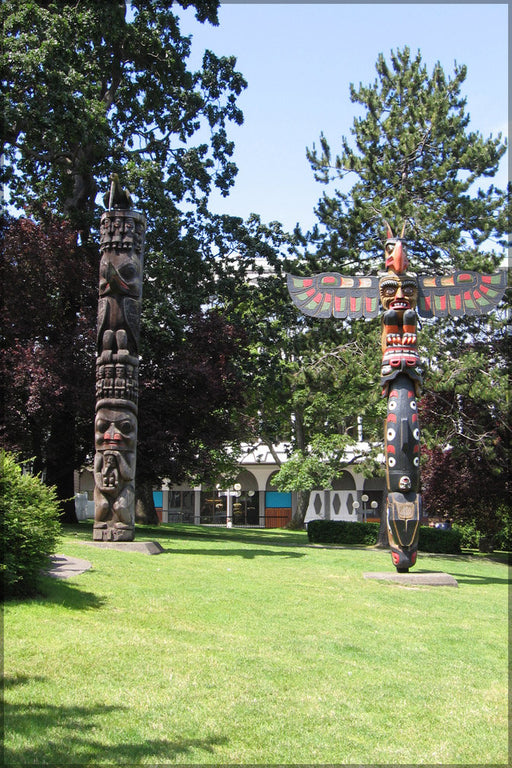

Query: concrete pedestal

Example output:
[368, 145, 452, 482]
[364, 571, 458, 586]
[83, 540, 164, 555]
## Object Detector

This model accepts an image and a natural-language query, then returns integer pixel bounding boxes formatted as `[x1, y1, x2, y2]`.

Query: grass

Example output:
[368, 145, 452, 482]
[3, 522, 509, 766]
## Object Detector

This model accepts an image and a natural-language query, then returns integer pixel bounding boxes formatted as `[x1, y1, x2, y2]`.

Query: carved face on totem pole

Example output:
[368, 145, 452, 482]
[94, 406, 137, 454]
[379, 274, 418, 314]
[93, 404, 137, 526]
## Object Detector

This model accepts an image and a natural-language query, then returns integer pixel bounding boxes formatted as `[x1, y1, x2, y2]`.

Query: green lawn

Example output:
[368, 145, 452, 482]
[3, 523, 509, 765]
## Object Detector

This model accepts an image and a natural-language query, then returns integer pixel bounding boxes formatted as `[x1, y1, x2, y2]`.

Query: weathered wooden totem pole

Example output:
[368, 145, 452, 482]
[93, 175, 146, 541]
[287, 226, 506, 571]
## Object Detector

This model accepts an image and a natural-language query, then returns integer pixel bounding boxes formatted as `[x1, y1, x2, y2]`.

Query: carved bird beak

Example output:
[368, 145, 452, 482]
[106, 262, 129, 291]
[386, 240, 409, 273]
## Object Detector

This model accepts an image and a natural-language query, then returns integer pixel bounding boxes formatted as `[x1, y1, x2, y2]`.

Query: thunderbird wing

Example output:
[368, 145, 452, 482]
[287, 273, 381, 319]
[417, 270, 507, 318]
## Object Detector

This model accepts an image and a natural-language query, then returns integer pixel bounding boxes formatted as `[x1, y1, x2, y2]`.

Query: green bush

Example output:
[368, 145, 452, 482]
[307, 519, 380, 546]
[418, 525, 462, 554]
[490, 505, 512, 552]
[307, 519, 462, 554]
[453, 520, 480, 549]
[1, 451, 61, 598]
[453, 509, 511, 553]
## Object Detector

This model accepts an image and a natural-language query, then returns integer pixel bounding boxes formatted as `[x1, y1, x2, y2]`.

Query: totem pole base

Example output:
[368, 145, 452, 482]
[364, 571, 458, 587]
[386, 492, 421, 572]
[93, 523, 135, 542]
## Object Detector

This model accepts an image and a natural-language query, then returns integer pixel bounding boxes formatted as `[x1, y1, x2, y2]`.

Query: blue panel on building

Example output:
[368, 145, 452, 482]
[153, 491, 163, 508]
[265, 491, 292, 508]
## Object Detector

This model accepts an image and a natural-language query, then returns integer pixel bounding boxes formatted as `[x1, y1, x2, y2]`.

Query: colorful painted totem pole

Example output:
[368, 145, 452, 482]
[93, 175, 146, 541]
[287, 226, 506, 571]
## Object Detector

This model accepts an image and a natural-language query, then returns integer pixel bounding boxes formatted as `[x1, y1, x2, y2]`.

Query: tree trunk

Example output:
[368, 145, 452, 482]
[45, 399, 78, 524]
[287, 489, 310, 530]
[375, 500, 389, 548]
[135, 480, 160, 525]
[285, 408, 310, 529]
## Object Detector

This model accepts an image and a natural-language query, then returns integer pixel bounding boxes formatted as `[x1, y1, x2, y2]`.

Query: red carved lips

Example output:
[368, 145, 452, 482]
[390, 299, 410, 310]
[103, 432, 122, 446]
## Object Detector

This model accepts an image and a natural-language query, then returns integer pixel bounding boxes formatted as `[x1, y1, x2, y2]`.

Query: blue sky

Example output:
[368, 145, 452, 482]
[180, 2, 509, 233]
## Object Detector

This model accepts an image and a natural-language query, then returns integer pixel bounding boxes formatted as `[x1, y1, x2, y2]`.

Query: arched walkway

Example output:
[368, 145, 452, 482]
[232, 469, 260, 526]
[362, 476, 386, 521]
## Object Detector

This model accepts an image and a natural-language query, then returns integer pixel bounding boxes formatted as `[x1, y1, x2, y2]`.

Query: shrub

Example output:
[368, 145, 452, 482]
[0, 451, 61, 598]
[418, 525, 462, 554]
[452, 509, 511, 553]
[490, 505, 512, 552]
[307, 519, 462, 554]
[453, 520, 480, 549]
[307, 520, 380, 546]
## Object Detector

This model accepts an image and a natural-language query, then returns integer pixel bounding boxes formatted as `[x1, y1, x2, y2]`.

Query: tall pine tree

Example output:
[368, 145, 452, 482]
[307, 47, 507, 273]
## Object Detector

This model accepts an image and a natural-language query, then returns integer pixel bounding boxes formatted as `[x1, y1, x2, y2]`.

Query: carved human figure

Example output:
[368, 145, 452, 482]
[378, 271, 422, 395]
[101, 454, 119, 488]
[114, 363, 126, 398]
[93, 404, 137, 536]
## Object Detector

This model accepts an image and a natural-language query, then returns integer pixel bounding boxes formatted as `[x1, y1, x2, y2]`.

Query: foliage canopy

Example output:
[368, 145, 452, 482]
[1, 0, 252, 519]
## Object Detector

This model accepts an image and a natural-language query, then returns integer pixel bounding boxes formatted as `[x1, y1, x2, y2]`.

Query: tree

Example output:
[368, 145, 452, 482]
[0, 214, 97, 521]
[212, 215, 385, 529]
[2, 1, 250, 519]
[306, 47, 507, 272]
[2, 0, 245, 238]
[135, 309, 250, 523]
[302, 47, 509, 533]
[418, 313, 510, 544]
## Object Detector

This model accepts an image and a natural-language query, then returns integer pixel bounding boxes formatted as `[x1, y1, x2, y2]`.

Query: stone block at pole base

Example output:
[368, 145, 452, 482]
[93, 522, 135, 542]
[364, 571, 458, 587]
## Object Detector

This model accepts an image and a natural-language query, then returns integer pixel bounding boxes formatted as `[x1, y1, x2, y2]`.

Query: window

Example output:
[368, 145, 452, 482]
[168, 490, 195, 523]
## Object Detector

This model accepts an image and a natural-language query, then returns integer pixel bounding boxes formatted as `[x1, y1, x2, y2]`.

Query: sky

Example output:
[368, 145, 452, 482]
[178, 1, 509, 234]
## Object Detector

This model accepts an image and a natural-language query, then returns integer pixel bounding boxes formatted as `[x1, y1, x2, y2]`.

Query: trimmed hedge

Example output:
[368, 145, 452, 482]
[1, 451, 61, 599]
[307, 520, 380, 546]
[307, 519, 462, 554]
[418, 525, 462, 554]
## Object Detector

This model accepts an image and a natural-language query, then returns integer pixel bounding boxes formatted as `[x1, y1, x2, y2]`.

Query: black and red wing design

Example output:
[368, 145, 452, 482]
[417, 270, 507, 318]
[287, 273, 381, 319]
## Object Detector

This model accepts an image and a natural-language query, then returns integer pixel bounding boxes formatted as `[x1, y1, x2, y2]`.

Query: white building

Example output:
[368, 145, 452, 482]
[151, 441, 385, 528]
[75, 440, 386, 527]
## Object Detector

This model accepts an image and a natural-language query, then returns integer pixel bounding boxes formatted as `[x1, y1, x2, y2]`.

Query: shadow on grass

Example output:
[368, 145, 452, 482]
[37, 576, 106, 610]
[4, 700, 228, 765]
[445, 571, 511, 586]
[67, 521, 309, 549]
[65, 522, 308, 562]
[158, 546, 306, 559]
[142, 522, 308, 549]
[3, 674, 47, 689]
